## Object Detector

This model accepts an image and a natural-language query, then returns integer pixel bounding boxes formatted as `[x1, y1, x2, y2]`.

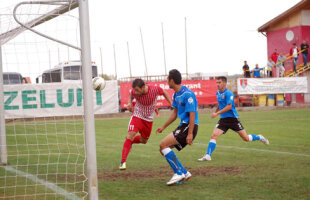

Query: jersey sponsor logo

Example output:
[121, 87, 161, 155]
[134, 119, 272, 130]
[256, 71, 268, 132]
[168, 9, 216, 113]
[188, 97, 194, 104]
[230, 96, 233, 100]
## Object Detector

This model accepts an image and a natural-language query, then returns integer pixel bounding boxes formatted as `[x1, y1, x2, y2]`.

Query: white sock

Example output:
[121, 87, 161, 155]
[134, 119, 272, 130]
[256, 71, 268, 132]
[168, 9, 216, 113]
[161, 147, 171, 156]
[248, 134, 253, 141]
[210, 139, 216, 144]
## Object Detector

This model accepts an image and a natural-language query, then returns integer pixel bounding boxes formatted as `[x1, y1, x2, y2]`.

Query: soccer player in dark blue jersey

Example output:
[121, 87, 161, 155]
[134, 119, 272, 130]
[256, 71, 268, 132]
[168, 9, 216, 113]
[198, 76, 269, 162]
[156, 69, 199, 186]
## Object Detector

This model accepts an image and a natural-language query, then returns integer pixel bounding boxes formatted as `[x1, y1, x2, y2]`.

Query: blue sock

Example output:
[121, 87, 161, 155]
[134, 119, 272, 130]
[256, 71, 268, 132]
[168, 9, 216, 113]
[163, 149, 183, 175]
[249, 134, 260, 141]
[206, 139, 216, 155]
[176, 159, 187, 174]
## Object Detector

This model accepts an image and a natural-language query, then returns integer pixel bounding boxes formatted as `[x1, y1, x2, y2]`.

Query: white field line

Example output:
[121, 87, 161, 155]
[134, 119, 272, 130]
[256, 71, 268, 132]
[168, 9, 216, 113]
[96, 142, 310, 158]
[240, 118, 310, 123]
[2, 166, 82, 200]
[195, 142, 310, 157]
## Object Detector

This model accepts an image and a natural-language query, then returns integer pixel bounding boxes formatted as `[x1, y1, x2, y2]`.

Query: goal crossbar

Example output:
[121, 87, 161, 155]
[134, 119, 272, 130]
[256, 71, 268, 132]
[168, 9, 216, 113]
[0, 0, 78, 46]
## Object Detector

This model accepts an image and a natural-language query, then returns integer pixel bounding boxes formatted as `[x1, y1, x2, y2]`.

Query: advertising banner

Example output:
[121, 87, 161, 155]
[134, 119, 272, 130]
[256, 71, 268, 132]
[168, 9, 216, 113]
[120, 80, 218, 109]
[3, 81, 119, 119]
[237, 77, 308, 94]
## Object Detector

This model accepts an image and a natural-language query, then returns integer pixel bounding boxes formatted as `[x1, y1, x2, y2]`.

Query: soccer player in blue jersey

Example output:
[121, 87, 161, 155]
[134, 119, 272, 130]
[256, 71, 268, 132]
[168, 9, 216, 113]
[156, 69, 199, 186]
[198, 76, 269, 162]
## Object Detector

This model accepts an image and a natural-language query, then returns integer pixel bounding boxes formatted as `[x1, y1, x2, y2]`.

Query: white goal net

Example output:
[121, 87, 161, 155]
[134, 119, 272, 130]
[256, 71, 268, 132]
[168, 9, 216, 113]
[0, 0, 94, 199]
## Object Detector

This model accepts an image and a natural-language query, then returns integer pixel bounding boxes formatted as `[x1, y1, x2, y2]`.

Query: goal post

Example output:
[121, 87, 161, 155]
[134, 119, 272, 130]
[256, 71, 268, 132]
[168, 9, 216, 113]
[78, 0, 99, 199]
[0, 45, 8, 164]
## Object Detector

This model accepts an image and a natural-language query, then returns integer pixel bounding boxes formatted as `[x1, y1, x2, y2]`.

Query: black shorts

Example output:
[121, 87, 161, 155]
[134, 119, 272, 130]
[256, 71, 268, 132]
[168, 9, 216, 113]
[216, 117, 244, 134]
[172, 123, 198, 151]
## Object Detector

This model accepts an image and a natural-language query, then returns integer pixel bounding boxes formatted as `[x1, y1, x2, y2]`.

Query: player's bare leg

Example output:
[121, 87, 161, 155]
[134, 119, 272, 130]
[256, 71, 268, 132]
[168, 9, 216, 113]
[198, 128, 224, 161]
[159, 133, 178, 153]
[237, 130, 269, 145]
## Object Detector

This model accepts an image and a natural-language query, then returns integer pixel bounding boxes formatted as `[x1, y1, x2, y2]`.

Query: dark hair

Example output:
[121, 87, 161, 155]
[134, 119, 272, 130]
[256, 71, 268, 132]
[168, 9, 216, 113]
[293, 43, 296, 45]
[132, 78, 145, 88]
[168, 69, 182, 84]
[216, 76, 227, 83]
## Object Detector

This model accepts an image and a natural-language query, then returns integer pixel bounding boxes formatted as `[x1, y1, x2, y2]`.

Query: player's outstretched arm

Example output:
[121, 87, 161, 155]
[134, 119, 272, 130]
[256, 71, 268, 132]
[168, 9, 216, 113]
[211, 105, 219, 118]
[156, 108, 177, 134]
[162, 90, 172, 106]
[211, 104, 232, 118]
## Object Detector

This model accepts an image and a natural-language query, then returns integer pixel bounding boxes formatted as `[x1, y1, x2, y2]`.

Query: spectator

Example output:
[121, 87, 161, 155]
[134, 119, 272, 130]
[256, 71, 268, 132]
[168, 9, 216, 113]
[290, 43, 299, 72]
[253, 64, 263, 78]
[242, 61, 251, 78]
[271, 49, 279, 65]
[300, 40, 309, 67]
[267, 58, 275, 77]
[276, 53, 286, 77]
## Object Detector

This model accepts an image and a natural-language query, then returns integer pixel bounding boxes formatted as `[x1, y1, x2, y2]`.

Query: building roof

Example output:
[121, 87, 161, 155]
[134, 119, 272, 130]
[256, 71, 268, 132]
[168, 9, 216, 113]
[258, 0, 310, 32]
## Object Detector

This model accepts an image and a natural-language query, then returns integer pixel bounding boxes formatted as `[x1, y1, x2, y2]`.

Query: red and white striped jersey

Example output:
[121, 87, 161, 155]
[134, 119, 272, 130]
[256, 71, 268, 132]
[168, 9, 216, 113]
[131, 85, 164, 121]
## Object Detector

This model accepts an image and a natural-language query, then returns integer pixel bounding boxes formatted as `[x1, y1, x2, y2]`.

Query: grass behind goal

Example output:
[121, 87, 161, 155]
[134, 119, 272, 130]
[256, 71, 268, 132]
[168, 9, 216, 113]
[1, 108, 310, 199]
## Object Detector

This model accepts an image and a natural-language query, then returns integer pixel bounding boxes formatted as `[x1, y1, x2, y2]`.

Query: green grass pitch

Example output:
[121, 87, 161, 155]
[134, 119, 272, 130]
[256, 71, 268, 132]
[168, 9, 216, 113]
[1, 108, 310, 199]
[96, 108, 310, 200]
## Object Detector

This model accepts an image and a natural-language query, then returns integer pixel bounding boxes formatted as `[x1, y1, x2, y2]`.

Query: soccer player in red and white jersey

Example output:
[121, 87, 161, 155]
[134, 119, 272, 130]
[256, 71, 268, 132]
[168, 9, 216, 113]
[130, 97, 159, 116]
[119, 78, 172, 170]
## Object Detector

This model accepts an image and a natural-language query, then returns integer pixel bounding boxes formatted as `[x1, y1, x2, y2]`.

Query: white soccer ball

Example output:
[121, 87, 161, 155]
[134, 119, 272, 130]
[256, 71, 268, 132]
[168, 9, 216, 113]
[92, 77, 106, 91]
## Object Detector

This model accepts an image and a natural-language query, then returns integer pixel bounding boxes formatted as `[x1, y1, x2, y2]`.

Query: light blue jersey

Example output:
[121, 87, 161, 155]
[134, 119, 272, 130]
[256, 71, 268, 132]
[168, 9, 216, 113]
[216, 88, 239, 118]
[172, 85, 199, 125]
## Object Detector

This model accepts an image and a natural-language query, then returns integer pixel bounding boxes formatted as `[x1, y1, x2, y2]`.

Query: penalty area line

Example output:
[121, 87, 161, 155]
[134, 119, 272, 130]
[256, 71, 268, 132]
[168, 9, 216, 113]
[194, 142, 310, 157]
[2, 166, 82, 200]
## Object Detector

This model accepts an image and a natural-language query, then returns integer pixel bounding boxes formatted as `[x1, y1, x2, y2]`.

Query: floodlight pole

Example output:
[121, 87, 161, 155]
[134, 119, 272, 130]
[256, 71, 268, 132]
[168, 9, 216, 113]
[78, 0, 99, 199]
[161, 22, 167, 76]
[113, 44, 117, 80]
[100, 47, 103, 77]
[140, 27, 148, 80]
[185, 17, 188, 79]
[0, 45, 8, 164]
[127, 42, 132, 78]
